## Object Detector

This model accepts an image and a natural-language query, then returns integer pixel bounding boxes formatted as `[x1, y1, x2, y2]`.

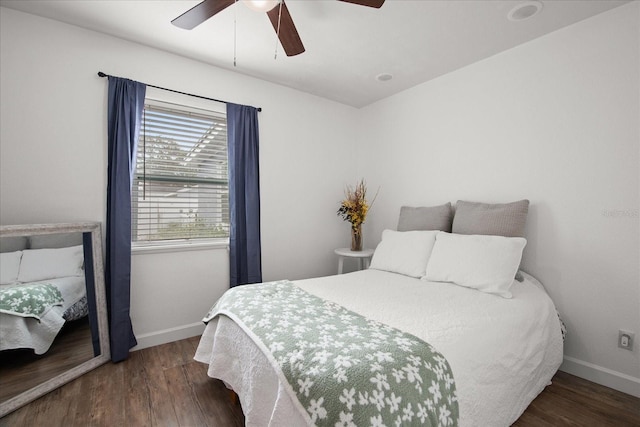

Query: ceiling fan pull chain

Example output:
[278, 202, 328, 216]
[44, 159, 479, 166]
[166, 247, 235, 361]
[274, 0, 282, 60]
[233, 0, 238, 66]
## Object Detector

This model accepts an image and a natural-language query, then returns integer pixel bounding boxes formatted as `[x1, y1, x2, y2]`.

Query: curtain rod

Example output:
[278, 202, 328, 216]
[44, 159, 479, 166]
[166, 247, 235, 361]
[97, 71, 262, 112]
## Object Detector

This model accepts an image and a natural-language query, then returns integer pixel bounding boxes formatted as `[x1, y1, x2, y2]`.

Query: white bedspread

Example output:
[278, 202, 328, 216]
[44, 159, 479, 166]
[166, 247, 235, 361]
[195, 270, 563, 426]
[0, 276, 86, 354]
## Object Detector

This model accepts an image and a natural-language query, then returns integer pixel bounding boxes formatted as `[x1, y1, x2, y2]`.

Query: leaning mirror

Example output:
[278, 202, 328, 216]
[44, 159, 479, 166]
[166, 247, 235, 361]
[0, 222, 110, 416]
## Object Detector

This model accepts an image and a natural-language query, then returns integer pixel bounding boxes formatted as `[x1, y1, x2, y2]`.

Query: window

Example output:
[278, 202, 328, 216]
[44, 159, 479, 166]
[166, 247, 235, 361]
[132, 100, 229, 245]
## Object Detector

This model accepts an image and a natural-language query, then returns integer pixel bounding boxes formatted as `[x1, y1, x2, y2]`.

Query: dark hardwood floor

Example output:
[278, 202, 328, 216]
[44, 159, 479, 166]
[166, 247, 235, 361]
[0, 317, 94, 402]
[1, 335, 638, 426]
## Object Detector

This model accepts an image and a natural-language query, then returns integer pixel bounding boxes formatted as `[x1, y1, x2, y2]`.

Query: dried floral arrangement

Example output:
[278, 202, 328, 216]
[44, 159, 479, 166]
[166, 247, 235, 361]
[337, 179, 377, 250]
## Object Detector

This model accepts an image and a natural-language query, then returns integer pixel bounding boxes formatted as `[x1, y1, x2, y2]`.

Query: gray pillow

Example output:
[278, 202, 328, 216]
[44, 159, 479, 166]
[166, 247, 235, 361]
[452, 200, 529, 238]
[0, 236, 29, 253]
[29, 232, 84, 249]
[397, 203, 453, 232]
[452, 199, 530, 282]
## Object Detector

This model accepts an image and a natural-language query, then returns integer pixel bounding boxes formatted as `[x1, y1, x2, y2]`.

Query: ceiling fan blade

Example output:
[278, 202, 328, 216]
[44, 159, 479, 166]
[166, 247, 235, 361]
[172, 0, 235, 30]
[267, 1, 305, 57]
[338, 0, 385, 8]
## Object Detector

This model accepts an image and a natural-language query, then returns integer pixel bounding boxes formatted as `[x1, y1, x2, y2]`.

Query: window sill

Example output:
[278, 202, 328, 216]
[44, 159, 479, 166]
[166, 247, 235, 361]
[132, 240, 229, 255]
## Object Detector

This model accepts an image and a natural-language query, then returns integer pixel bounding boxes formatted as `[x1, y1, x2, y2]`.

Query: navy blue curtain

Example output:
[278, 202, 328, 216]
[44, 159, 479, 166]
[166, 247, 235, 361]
[82, 232, 100, 357]
[106, 77, 146, 362]
[227, 103, 262, 287]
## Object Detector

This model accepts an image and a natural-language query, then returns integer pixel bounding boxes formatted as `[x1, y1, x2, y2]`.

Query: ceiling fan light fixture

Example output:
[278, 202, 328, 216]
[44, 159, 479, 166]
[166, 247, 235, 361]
[507, 1, 543, 22]
[243, 0, 280, 13]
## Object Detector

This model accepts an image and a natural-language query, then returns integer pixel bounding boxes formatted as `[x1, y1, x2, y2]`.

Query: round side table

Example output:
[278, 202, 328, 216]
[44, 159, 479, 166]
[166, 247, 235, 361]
[334, 248, 375, 274]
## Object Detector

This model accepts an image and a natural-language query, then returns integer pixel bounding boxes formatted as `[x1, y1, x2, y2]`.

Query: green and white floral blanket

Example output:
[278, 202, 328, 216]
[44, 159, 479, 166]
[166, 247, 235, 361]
[204, 280, 459, 426]
[0, 283, 64, 320]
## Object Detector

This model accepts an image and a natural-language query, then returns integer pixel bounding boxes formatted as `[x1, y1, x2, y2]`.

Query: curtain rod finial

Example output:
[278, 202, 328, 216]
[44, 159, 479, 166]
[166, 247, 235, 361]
[97, 71, 107, 78]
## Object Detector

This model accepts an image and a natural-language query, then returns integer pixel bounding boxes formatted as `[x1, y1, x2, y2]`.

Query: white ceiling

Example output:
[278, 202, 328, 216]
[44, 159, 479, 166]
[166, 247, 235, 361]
[0, 0, 629, 108]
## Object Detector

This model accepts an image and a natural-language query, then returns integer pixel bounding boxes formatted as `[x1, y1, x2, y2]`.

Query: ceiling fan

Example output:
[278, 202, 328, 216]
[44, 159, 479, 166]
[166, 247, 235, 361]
[171, 0, 385, 57]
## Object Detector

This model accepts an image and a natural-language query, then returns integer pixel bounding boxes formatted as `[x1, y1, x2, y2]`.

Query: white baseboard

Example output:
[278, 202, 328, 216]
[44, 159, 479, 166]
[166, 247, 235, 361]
[131, 322, 206, 351]
[560, 356, 640, 397]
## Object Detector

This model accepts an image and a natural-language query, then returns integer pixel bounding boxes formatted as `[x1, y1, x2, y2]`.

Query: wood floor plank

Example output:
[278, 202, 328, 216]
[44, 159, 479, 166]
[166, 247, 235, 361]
[21, 388, 54, 426]
[140, 343, 181, 427]
[183, 358, 245, 427]
[89, 361, 126, 425]
[187, 334, 201, 349]
[0, 402, 28, 427]
[56, 375, 83, 426]
[2, 335, 638, 426]
[143, 340, 192, 372]
[176, 336, 198, 360]
[551, 370, 640, 420]
[511, 407, 557, 427]
[164, 365, 207, 427]
[543, 387, 637, 427]
[146, 371, 180, 427]
[124, 350, 153, 426]
[67, 367, 95, 426]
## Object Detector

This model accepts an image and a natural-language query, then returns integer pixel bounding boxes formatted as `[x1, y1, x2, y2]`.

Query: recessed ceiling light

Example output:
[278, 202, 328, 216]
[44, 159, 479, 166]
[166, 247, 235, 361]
[507, 1, 543, 22]
[376, 73, 393, 82]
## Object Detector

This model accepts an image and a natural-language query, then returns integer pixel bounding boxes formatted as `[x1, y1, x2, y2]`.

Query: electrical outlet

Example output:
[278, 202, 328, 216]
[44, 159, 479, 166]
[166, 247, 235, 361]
[618, 330, 635, 351]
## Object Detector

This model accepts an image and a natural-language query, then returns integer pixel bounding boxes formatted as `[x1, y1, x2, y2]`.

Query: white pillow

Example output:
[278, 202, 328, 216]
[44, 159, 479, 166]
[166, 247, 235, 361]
[369, 229, 439, 278]
[0, 251, 23, 285]
[423, 233, 526, 298]
[18, 245, 84, 283]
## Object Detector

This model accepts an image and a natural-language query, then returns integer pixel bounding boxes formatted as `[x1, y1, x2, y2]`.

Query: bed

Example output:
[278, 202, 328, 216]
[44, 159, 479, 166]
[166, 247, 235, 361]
[194, 200, 565, 426]
[0, 240, 88, 355]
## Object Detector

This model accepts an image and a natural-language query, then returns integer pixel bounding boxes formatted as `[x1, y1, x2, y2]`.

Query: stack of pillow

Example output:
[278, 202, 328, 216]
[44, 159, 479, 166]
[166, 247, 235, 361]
[0, 245, 84, 287]
[369, 200, 529, 298]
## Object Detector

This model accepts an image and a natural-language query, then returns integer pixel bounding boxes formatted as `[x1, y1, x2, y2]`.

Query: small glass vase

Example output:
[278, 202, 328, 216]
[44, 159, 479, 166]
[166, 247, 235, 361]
[351, 224, 363, 251]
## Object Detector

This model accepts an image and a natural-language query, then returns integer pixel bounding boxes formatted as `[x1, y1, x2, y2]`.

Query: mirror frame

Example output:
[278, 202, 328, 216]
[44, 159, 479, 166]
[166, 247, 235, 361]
[0, 222, 110, 417]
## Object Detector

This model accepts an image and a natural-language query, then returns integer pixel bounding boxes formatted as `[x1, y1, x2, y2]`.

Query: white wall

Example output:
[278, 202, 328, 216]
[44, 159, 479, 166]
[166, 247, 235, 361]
[1, 3, 638, 396]
[358, 3, 639, 395]
[0, 8, 358, 348]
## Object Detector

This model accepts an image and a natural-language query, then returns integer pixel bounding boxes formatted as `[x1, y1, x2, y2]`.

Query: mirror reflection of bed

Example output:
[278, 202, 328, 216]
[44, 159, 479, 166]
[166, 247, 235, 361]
[0, 232, 100, 403]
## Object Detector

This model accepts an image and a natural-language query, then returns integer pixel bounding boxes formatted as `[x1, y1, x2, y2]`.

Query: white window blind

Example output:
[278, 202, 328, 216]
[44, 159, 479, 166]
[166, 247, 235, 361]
[132, 100, 229, 244]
